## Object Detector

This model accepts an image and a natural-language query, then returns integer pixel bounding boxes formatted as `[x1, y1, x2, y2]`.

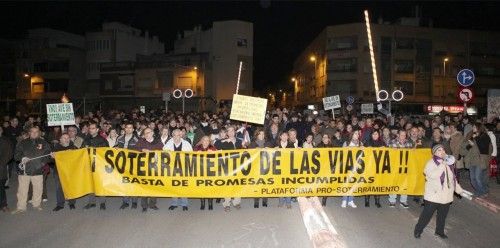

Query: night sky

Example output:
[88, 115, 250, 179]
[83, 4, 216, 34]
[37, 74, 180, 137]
[1, 1, 499, 93]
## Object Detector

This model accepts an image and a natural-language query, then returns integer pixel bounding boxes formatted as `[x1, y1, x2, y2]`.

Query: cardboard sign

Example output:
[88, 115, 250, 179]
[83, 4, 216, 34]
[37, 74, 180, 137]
[361, 103, 374, 114]
[322, 95, 341, 110]
[230, 94, 268, 124]
[46, 103, 75, 126]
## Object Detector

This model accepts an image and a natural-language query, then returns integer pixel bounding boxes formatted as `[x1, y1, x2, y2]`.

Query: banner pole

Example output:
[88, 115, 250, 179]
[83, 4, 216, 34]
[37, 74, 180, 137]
[235, 61, 243, 95]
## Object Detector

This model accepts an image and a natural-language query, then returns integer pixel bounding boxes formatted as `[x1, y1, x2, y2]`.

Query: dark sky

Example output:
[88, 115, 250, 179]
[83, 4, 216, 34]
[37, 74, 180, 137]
[1, 1, 499, 92]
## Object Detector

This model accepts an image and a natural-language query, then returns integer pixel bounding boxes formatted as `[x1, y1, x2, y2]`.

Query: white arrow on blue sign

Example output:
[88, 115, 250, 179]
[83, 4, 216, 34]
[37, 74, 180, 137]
[457, 69, 475, 87]
[346, 96, 355, 105]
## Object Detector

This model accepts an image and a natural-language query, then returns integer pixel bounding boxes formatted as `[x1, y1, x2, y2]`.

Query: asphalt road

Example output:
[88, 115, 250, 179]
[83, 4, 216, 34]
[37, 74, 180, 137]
[1, 174, 499, 248]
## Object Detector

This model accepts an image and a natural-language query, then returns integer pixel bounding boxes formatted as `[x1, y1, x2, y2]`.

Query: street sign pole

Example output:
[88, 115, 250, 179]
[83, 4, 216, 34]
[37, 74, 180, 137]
[332, 109, 335, 120]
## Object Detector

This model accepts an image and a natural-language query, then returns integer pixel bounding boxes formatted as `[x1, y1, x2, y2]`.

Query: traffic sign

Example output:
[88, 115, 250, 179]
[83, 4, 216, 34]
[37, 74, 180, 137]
[458, 88, 474, 103]
[323, 95, 341, 110]
[162, 92, 171, 101]
[346, 96, 355, 105]
[457, 69, 475, 87]
[361, 103, 374, 114]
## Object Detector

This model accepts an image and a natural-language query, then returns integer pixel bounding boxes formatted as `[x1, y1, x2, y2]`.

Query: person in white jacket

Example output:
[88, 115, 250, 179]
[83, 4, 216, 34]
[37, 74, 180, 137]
[414, 144, 464, 239]
[164, 129, 193, 211]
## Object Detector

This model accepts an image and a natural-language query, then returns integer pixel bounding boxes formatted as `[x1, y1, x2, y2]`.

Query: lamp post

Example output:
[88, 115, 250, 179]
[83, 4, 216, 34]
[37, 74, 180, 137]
[291, 77, 298, 104]
[443, 58, 449, 104]
[173, 88, 194, 114]
[310, 55, 317, 77]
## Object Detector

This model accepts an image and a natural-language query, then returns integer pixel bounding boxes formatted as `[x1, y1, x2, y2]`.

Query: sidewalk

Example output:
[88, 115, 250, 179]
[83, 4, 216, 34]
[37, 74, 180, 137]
[458, 170, 500, 213]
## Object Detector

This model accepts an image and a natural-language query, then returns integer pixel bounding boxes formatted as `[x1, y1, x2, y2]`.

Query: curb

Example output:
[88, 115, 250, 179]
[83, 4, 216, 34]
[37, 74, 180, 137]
[473, 197, 500, 213]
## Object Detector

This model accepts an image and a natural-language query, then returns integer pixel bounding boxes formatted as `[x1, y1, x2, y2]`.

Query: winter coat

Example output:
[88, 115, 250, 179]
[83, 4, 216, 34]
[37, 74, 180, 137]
[423, 157, 463, 204]
[0, 136, 13, 180]
[14, 137, 52, 176]
[459, 138, 482, 169]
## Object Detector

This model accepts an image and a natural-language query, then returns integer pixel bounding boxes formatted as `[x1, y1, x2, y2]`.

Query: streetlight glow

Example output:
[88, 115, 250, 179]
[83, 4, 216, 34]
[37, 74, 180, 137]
[309, 56, 316, 62]
[23, 73, 29, 78]
[291, 77, 296, 82]
[364, 10, 380, 101]
[194, 66, 198, 70]
[444, 58, 449, 62]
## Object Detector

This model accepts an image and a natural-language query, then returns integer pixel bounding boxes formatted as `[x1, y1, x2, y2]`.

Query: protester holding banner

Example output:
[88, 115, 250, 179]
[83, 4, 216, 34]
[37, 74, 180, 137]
[249, 128, 273, 208]
[388, 129, 414, 208]
[51, 133, 77, 211]
[83, 122, 109, 210]
[316, 134, 333, 206]
[11, 126, 52, 214]
[302, 133, 315, 148]
[194, 135, 217, 210]
[275, 131, 295, 209]
[364, 130, 385, 208]
[341, 130, 362, 208]
[135, 127, 163, 212]
[165, 129, 193, 211]
[414, 144, 463, 239]
[115, 122, 140, 210]
[0, 126, 13, 212]
[216, 125, 244, 211]
[67, 126, 84, 148]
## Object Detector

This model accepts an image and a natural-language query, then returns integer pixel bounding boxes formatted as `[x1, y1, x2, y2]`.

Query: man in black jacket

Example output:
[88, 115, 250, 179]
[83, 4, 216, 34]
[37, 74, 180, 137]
[114, 122, 140, 209]
[4, 117, 22, 188]
[51, 133, 77, 211]
[0, 126, 13, 212]
[83, 122, 109, 210]
[11, 126, 51, 214]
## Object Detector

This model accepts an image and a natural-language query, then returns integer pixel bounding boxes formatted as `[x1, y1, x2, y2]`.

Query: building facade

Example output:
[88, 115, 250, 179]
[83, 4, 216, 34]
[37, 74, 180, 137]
[0, 39, 17, 114]
[86, 22, 165, 96]
[15, 28, 86, 114]
[173, 20, 254, 101]
[292, 18, 500, 114]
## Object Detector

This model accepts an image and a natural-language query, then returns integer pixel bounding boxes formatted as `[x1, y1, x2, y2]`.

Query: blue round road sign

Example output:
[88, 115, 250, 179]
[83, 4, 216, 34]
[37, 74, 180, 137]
[457, 69, 475, 87]
[346, 96, 355, 105]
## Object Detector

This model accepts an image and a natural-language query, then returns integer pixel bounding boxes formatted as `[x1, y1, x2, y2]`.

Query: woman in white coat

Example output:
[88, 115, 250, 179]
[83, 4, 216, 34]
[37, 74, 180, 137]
[414, 144, 464, 239]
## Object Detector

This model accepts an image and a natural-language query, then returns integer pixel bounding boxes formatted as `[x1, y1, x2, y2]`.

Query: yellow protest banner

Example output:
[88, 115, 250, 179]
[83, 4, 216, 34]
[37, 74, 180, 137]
[55, 147, 431, 199]
[54, 148, 94, 199]
[229, 94, 268, 125]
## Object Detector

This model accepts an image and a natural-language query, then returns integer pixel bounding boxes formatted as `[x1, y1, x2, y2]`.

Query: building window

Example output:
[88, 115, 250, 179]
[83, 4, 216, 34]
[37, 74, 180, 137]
[44, 79, 69, 92]
[394, 60, 414, 73]
[475, 67, 500, 77]
[395, 38, 414, 49]
[394, 81, 414, 95]
[32, 83, 44, 93]
[330, 58, 357, 72]
[329, 36, 358, 50]
[328, 80, 357, 95]
[34, 62, 48, 72]
[237, 38, 247, 48]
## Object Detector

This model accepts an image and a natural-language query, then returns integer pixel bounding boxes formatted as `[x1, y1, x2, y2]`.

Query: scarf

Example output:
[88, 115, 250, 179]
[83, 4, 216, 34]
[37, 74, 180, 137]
[433, 155, 457, 189]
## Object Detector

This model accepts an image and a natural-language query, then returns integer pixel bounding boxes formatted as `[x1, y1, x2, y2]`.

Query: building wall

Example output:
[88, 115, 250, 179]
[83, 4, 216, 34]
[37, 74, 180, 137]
[211, 21, 253, 100]
[293, 22, 500, 112]
[172, 20, 254, 102]
[86, 22, 165, 80]
[16, 29, 86, 108]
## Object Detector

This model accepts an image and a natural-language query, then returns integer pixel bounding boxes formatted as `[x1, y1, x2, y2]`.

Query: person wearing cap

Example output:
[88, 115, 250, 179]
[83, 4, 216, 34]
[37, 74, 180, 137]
[414, 144, 464, 239]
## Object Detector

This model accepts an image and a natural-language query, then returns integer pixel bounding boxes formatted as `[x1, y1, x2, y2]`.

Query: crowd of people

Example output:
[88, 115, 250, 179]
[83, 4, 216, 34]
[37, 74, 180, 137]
[0, 107, 498, 216]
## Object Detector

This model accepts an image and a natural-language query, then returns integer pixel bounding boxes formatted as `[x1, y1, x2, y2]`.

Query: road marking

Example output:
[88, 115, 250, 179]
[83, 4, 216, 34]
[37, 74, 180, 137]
[297, 197, 347, 248]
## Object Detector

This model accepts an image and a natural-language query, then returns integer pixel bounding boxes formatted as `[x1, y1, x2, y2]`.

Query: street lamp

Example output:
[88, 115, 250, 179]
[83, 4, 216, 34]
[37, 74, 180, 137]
[443, 58, 449, 76]
[443, 58, 449, 104]
[291, 77, 298, 104]
[23, 73, 30, 78]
